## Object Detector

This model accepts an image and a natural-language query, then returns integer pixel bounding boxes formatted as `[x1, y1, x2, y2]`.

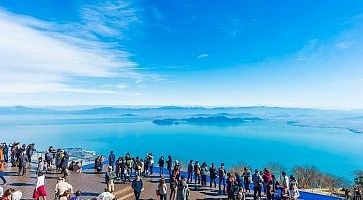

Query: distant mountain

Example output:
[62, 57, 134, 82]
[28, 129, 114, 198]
[153, 116, 263, 126]
[0, 106, 61, 114]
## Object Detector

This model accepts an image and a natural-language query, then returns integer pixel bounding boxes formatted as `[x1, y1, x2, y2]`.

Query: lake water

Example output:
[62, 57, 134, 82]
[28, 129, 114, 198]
[0, 112, 362, 179]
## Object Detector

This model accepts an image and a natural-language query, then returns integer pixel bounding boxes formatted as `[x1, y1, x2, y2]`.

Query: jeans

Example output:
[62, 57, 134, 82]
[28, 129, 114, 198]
[159, 167, 164, 176]
[134, 191, 141, 200]
[18, 166, 26, 176]
[149, 166, 153, 175]
[195, 174, 200, 184]
[3, 152, 8, 162]
[168, 168, 172, 177]
[0, 171, 6, 184]
[219, 177, 226, 193]
[170, 188, 177, 200]
[210, 176, 217, 187]
[201, 175, 207, 187]
[254, 185, 262, 199]
[187, 173, 193, 183]
[160, 194, 167, 200]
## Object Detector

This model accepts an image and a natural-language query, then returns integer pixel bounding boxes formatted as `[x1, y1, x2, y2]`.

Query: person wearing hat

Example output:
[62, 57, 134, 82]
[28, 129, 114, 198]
[105, 166, 116, 193]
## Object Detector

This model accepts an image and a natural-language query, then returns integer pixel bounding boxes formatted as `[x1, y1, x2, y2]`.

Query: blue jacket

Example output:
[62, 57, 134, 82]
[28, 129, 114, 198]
[132, 179, 143, 193]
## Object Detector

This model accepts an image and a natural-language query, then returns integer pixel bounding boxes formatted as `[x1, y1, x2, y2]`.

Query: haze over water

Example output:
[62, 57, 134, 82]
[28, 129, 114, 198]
[0, 106, 362, 179]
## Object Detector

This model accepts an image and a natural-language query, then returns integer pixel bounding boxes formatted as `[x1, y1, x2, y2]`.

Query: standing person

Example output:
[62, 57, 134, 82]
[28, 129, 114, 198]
[131, 175, 143, 200]
[176, 176, 189, 200]
[169, 176, 178, 200]
[194, 161, 201, 185]
[242, 167, 252, 194]
[280, 172, 289, 189]
[166, 155, 173, 177]
[143, 155, 149, 177]
[172, 161, 181, 181]
[262, 169, 271, 196]
[26, 144, 36, 165]
[187, 160, 193, 183]
[45, 151, 53, 172]
[158, 156, 165, 177]
[105, 166, 116, 193]
[108, 151, 115, 170]
[33, 172, 47, 200]
[148, 153, 154, 175]
[18, 152, 28, 176]
[37, 157, 45, 174]
[0, 160, 7, 185]
[2, 144, 8, 163]
[200, 162, 209, 187]
[266, 180, 274, 200]
[61, 152, 69, 177]
[218, 163, 227, 195]
[289, 176, 299, 200]
[252, 169, 263, 200]
[209, 163, 217, 188]
[115, 157, 122, 180]
[354, 187, 362, 200]
[158, 178, 167, 200]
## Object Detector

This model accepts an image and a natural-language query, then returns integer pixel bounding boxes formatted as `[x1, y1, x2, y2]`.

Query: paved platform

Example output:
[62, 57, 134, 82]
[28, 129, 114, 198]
[1, 161, 267, 200]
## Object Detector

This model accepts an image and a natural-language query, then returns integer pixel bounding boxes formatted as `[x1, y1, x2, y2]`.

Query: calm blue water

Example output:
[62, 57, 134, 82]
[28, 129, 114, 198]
[0, 114, 362, 178]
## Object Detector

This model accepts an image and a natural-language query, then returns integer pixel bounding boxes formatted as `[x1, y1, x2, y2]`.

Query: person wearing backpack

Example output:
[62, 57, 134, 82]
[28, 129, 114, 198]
[218, 163, 227, 195]
[187, 160, 193, 183]
[194, 161, 201, 185]
[158, 156, 165, 177]
[252, 169, 263, 200]
[209, 163, 217, 188]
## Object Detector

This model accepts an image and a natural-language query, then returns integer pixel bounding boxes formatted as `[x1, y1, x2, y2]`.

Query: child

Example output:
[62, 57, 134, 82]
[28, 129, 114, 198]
[33, 172, 47, 200]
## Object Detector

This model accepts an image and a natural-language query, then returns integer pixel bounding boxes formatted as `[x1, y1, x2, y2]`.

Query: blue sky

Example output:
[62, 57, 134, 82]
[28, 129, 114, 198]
[0, 0, 363, 109]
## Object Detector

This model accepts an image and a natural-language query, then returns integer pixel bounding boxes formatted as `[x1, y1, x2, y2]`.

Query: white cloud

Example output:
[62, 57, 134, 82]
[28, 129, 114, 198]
[0, 6, 140, 96]
[336, 41, 353, 49]
[116, 84, 129, 89]
[197, 53, 209, 59]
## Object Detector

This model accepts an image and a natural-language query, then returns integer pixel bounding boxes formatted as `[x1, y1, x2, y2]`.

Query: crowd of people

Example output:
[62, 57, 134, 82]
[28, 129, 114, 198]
[97, 151, 302, 200]
[1, 142, 362, 200]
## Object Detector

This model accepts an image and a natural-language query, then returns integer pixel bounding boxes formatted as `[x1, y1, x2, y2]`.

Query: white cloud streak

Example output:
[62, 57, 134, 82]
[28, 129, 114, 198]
[197, 53, 209, 59]
[0, 4, 141, 96]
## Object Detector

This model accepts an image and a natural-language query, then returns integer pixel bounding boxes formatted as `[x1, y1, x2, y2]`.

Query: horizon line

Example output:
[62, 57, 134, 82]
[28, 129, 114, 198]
[1, 104, 362, 111]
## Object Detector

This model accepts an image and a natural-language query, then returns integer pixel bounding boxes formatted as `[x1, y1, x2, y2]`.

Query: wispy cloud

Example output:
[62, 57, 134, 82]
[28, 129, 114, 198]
[197, 53, 209, 59]
[0, 4, 143, 96]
